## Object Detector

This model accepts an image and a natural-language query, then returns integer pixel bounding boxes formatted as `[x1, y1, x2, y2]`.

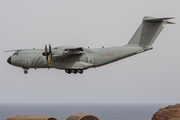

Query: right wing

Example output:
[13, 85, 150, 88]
[53, 47, 84, 57]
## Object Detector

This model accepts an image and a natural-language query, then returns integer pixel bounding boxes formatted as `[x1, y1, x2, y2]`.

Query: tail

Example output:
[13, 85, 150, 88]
[127, 16, 174, 48]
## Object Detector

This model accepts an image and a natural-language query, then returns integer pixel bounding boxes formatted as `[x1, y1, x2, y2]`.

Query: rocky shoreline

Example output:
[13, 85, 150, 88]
[152, 104, 180, 120]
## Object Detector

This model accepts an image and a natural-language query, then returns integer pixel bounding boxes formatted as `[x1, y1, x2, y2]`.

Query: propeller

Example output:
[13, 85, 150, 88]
[42, 44, 53, 67]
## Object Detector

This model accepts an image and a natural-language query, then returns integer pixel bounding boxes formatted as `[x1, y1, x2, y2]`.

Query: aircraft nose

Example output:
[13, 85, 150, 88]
[7, 57, 11, 64]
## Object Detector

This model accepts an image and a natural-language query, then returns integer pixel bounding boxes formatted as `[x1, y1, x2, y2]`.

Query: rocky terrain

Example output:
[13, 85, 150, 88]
[152, 104, 180, 120]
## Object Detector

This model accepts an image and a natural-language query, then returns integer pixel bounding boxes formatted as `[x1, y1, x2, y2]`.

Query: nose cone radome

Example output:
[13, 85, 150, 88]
[7, 57, 11, 64]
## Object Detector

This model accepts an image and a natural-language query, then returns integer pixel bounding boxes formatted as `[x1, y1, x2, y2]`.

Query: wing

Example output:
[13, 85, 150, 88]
[53, 47, 84, 57]
[4, 49, 26, 52]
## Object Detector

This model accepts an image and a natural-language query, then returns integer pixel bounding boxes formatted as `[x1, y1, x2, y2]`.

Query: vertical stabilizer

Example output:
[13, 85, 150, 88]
[127, 16, 174, 47]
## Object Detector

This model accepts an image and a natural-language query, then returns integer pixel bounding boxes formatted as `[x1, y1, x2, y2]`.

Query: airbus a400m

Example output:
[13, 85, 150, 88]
[6, 16, 174, 74]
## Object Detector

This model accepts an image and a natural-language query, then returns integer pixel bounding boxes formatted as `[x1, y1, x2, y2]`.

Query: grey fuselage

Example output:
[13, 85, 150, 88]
[8, 45, 147, 70]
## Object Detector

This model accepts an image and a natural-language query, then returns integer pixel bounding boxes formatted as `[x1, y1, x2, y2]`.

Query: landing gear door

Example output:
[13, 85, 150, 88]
[87, 56, 93, 64]
[25, 59, 30, 67]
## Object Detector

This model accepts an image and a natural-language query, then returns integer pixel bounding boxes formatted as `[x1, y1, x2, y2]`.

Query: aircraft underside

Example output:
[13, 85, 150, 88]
[22, 68, 84, 74]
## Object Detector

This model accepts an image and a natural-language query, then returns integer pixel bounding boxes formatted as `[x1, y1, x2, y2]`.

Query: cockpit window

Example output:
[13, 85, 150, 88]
[13, 52, 18, 56]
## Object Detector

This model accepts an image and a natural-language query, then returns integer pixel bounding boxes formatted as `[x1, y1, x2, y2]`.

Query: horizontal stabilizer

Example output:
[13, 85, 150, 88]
[144, 16, 175, 24]
[167, 21, 175, 24]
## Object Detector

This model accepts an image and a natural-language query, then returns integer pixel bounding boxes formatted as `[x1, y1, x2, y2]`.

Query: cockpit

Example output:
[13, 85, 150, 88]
[13, 51, 18, 56]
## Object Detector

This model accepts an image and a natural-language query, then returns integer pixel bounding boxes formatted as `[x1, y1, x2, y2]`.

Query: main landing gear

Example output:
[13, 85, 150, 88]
[65, 69, 83, 74]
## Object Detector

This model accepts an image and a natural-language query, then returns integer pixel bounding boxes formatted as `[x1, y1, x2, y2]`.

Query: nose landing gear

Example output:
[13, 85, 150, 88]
[24, 70, 28, 74]
[23, 68, 29, 74]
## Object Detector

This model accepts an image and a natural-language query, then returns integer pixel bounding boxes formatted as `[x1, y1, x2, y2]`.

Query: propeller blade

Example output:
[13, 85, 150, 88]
[42, 44, 49, 56]
[45, 44, 48, 53]
[42, 44, 53, 67]
[46, 55, 48, 61]
[47, 56, 51, 67]
[49, 44, 52, 53]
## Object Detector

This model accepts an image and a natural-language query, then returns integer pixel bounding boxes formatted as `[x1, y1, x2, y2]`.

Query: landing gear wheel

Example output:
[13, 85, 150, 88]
[65, 69, 71, 74]
[24, 70, 28, 74]
[73, 70, 77, 74]
[77, 69, 83, 74]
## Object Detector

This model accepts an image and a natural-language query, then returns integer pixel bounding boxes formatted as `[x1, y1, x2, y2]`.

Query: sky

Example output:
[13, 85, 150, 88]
[0, 0, 179, 104]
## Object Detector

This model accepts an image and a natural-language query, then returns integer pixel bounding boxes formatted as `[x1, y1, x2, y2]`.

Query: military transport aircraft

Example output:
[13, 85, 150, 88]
[6, 16, 174, 74]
